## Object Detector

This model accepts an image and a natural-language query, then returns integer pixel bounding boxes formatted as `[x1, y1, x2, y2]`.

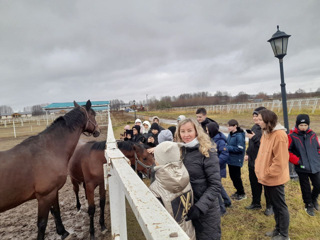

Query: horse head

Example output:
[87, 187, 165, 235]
[132, 143, 155, 177]
[74, 100, 100, 137]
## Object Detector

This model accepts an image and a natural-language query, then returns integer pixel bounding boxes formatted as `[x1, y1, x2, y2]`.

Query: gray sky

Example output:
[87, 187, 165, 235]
[1, 1, 320, 111]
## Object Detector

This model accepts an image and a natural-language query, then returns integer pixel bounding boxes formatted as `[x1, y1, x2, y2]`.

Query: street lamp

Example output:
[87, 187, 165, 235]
[133, 100, 137, 120]
[268, 25, 297, 178]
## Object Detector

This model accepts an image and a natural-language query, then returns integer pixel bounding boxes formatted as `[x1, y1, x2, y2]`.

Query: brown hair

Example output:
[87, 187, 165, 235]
[259, 109, 278, 133]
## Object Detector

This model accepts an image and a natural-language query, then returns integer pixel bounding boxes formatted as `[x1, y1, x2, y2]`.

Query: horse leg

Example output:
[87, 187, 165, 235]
[86, 183, 96, 240]
[36, 191, 57, 240]
[83, 182, 88, 199]
[99, 184, 107, 232]
[50, 192, 70, 239]
[71, 178, 81, 211]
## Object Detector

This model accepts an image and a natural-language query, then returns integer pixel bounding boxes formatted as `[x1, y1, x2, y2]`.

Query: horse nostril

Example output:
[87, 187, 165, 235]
[93, 131, 100, 137]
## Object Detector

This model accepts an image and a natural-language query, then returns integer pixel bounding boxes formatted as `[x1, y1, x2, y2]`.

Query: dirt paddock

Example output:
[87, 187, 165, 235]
[0, 176, 112, 240]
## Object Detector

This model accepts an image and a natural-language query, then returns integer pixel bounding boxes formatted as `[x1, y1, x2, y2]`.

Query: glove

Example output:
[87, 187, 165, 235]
[186, 205, 201, 221]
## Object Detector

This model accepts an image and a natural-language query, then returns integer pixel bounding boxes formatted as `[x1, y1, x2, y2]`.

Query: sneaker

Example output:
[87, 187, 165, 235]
[224, 202, 232, 208]
[230, 192, 238, 199]
[271, 235, 290, 240]
[265, 229, 279, 237]
[245, 203, 262, 210]
[264, 206, 274, 216]
[305, 204, 315, 216]
[312, 199, 319, 211]
[234, 194, 247, 201]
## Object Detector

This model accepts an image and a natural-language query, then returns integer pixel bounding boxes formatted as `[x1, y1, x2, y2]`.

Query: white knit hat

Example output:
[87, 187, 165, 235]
[154, 141, 181, 166]
[135, 118, 142, 124]
[158, 129, 173, 144]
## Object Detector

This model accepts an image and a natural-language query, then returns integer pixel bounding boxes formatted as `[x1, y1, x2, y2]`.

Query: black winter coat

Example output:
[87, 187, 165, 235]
[246, 124, 262, 169]
[182, 145, 221, 240]
[288, 127, 320, 174]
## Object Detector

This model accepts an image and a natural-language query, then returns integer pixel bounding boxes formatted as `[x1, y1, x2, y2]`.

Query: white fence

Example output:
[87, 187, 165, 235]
[103, 111, 189, 240]
[166, 98, 320, 114]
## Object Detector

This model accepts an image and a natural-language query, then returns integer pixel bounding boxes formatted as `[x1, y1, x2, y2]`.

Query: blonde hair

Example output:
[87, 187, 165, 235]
[176, 118, 213, 157]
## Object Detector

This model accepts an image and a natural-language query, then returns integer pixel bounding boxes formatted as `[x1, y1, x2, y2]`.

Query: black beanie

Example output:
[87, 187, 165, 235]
[150, 123, 160, 131]
[207, 122, 219, 138]
[168, 126, 176, 137]
[296, 114, 310, 127]
[132, 125, 141, 133]
[253, 106, 266, 116]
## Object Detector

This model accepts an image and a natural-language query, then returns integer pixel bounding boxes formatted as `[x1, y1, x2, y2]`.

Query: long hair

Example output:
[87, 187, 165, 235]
[259, 109, 278, 134]
[176, 118, 213, 157]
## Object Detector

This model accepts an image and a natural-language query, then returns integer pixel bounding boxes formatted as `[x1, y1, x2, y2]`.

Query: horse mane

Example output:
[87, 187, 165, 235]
[90, 140, 150, 152]
[16, 107, 86, 147]
[91, 141, 107, 150]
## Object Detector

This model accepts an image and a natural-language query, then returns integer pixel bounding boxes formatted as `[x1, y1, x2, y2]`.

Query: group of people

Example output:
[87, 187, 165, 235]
[120, 107, 320, 240]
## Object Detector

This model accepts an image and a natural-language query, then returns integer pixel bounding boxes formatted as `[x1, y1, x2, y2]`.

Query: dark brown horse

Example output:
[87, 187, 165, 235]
[68, 140, 155, 240]
[0, 100, 100, 240]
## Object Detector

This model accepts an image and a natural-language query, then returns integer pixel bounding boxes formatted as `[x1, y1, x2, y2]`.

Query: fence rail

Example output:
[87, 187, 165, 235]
[103, 111, 189, 240]
[161, 98, 320, 114]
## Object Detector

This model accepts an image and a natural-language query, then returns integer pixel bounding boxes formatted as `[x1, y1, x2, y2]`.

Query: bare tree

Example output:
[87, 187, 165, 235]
[0, 105, 13, 115]
[32, 105, 45, 116]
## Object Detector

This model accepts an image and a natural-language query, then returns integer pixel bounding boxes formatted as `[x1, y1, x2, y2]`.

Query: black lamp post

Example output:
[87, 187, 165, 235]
[133, 100, 137, 120]
[268, 25, 297, 178]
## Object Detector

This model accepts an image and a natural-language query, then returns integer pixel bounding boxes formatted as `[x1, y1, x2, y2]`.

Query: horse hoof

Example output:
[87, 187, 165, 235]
[101, 228, 108, 234]
[61, 231, 71, 240]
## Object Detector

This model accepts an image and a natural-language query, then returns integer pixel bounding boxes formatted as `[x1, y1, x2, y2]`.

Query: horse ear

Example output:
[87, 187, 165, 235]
[86, 100, 92, 110]
[74, 101, 80, 108]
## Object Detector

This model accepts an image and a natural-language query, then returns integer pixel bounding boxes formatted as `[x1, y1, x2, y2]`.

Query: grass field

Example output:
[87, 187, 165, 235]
[1, 110, 320, 240]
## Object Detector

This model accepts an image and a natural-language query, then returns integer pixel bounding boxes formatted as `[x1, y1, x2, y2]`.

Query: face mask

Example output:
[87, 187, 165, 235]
[183, 137, 199, 148]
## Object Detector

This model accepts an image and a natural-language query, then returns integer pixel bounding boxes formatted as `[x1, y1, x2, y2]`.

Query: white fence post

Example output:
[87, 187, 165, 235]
[104, 111, 190, 240]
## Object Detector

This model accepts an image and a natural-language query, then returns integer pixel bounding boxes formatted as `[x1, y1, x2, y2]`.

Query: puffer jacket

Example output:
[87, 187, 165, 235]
[213, 132, 229, 178]
[288, 127, 320, 174]
[255, 123, 290, 186]
[246, 124, 263, 169]
[227, 130, 245, 167]
[182, 145, 221, 240]
[149, 162, 196, 240]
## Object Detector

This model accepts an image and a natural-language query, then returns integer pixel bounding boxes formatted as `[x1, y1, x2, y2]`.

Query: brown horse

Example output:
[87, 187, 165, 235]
[0, 100, 100, 240]
[68, 140, 155, 240]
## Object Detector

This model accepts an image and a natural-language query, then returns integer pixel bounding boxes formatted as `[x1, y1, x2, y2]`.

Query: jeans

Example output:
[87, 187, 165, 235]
[264, 185, 290, 238]
[218, 185, 231, 214]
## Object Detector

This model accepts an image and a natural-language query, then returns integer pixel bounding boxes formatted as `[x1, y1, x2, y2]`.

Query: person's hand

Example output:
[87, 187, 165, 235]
[186, 205, 201, 221]
[247, 132, 255, 139]
[147, 148, 155, 154]
[244, 155, 248, 161]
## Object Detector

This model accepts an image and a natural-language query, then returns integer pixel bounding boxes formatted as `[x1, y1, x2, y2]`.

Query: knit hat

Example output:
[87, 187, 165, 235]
[206, 122, 219, 138]
[150, 122, 160, 131]
[158, 130, 173, 143]
[177, 115, 186, 122]
[253, 106, 266, 116]
[168, 126, 176, 137]
[132, 125, 141, 133]
[135, 119, 142, 124]
[296, 114, 310, 127]
[154, 141, 181, 166]
[124, 125, 131, 130]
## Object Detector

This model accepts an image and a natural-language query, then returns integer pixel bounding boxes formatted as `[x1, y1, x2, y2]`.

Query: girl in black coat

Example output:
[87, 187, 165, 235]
[177, 118, 222, 240]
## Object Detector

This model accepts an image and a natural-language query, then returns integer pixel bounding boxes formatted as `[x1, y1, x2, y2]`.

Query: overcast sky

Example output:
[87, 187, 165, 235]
[1, 1, 320, 111]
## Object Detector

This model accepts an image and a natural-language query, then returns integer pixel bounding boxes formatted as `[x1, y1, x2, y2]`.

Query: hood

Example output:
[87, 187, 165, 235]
[273, 123, 287, 132]
[154, 161, 190, 193]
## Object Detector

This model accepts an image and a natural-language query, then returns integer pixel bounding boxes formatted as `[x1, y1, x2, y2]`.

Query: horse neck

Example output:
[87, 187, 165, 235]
[44, 126, 84, 158]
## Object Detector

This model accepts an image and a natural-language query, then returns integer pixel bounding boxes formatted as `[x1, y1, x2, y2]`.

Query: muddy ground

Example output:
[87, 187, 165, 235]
[0, 176, 112, 240]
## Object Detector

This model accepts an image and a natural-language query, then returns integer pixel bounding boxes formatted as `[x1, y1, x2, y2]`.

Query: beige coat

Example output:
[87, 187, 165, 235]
[149, 161, 196, 240]
[255, 123, 290, 186]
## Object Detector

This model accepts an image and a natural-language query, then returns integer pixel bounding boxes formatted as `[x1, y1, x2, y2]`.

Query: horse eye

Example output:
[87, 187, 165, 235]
[143, 158, 147, 161]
